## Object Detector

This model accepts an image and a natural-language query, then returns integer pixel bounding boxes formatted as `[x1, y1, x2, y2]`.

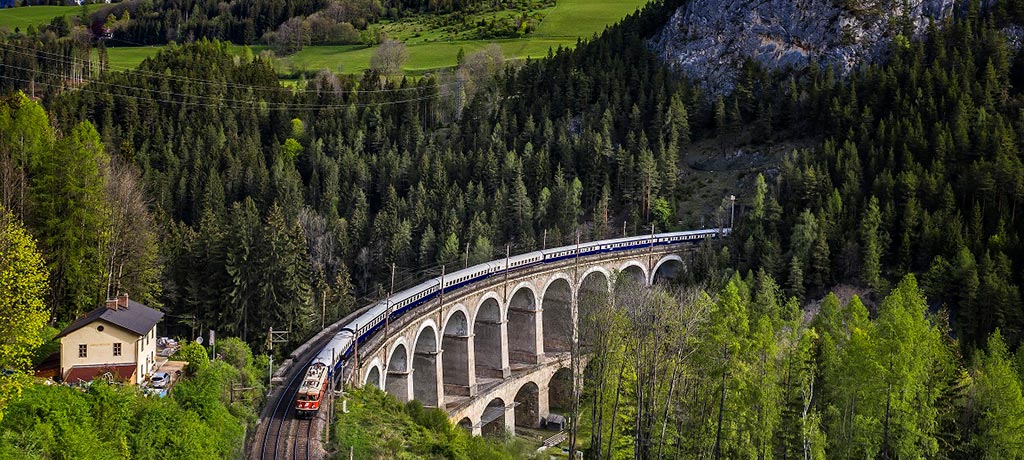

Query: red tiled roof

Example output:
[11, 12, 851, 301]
[64, 364, 137, 384]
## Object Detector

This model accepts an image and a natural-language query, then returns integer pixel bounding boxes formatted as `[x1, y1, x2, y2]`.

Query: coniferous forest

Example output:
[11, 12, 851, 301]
[2, 0, 1024, 457]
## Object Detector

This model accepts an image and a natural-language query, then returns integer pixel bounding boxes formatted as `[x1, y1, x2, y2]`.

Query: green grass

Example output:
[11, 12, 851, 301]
[0, 5, 97, 32]
[280, 0, 648, 74]
[65, 0, 650, 76]
[278, 38, 571, 75]
[104, 44, 256, 72]
[534, 0, 644, 38]
[103, 47, 164, 70]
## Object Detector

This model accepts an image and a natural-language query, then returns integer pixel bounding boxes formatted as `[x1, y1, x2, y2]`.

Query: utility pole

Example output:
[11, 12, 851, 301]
[543, 229, 547, 250]
[352, 326, 360, 386]
[384, 263, 396, 340]
[390, 263, 396, 296]
[322, 290, 327, 330]
[569, 228, 581, 458]
[729, 195, 736, 230]
[464, 242, 470, 268]
[648, 223, 656, 280]
[440, 265, 446, 308]
[503, 245, 510, 302]
[623, 220, 627, 237]
[327, 347, 335, 440]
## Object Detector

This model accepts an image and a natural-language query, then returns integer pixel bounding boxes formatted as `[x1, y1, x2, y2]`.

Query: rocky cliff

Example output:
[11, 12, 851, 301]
[650, 0, 957, 93]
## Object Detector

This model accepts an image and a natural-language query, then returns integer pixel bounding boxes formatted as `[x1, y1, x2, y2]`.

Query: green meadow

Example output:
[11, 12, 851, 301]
[40, 0, 650, 75]
[0, 5, 97, 32]
[277, 0, 650, 74]
[102, 46, 163, 70]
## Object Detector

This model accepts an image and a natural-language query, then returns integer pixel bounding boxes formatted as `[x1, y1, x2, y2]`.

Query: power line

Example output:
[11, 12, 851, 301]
[0, 68, 443, 111]
[0, 42, 459, 95]
[1, 63, 441, 110]
[4, 41, 454, 93]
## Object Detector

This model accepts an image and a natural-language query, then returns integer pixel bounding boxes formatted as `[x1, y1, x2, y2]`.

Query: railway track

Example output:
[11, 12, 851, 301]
[293, 418, 313, 460]
[257, 362, 313, 460]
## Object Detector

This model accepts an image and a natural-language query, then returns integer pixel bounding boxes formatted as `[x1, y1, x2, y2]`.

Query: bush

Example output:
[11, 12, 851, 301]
[0, 336, 261, 458]
[332, 386, 542, 460]
[173, 341, 209, 374]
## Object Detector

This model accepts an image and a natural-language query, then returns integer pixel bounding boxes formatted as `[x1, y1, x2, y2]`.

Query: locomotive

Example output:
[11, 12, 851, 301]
[294, 228, 729, 416]
[295, 362, 329, 418]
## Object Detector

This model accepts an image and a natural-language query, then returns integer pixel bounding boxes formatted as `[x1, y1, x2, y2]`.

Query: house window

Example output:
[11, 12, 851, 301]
[78, 344, 87, 358]
[113, 343, 122, 356]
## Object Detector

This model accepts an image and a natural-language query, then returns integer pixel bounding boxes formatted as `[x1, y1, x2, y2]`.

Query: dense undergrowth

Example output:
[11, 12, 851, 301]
[331, 386, 542, 460]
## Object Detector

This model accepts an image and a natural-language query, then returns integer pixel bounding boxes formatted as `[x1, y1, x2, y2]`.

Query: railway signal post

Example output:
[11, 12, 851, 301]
[266, 327, 289, 396]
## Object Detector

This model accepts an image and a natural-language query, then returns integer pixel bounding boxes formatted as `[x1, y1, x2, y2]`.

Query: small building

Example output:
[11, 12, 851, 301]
[56, 293, 163, 385]
[545, 414, 566, 431]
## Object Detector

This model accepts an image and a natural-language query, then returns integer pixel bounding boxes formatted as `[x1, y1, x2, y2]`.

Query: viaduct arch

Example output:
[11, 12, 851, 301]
[339, 242, 701, 436]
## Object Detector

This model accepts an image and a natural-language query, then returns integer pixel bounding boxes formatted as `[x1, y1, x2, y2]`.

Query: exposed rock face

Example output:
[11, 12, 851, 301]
[650, 0, 956, 93]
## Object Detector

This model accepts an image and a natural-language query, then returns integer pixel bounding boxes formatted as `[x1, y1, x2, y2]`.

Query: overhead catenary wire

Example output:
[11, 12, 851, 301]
[0, 42, 460, 95]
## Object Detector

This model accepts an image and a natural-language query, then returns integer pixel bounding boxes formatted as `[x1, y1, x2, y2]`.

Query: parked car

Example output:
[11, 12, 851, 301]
[150, 372, 169, 388]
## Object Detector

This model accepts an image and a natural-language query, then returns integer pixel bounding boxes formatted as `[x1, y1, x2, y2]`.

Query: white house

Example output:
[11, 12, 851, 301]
[56, 293, 163, 385]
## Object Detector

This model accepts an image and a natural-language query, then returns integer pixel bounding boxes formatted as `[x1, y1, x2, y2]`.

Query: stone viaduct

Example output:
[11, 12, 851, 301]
[341, 242, 698, 436]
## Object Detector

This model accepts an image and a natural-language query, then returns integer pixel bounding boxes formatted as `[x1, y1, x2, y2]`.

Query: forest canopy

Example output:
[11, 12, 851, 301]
[0, 0, 1023, 457]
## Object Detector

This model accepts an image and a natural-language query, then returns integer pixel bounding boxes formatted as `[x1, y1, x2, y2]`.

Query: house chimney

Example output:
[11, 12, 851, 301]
[106, 293, 129, 310]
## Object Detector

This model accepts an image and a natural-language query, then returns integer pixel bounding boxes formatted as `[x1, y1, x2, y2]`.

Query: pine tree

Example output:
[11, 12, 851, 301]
[506, 175, 534, 248]
[971, 330, 1024, 459]
[469, 235, 493, 265]
[787, 256, 804, 301]
[0, 92, 53, 219]
[437, 232, 460, 267]
[223, 198, 260, 341]
[419, 224, 437, 266]
[809, 231, 831, 294]
[327, 262, 357, 322]
[861, 196, 884, 292]
[874, 274, 945, 460]
[31, 121, 110, 322]
[256, 204, 312, 346]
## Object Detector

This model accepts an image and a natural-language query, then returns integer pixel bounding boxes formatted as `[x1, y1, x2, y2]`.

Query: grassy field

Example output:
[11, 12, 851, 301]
[534, 0, 642, 38]
[279, 0, 648, 74]
[104, 44, 256, 73]
[278, 38, 572, 75]
[72, 0, 649, 75]
[0, 5, 97, 32]
[102, 47, 163, 70]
